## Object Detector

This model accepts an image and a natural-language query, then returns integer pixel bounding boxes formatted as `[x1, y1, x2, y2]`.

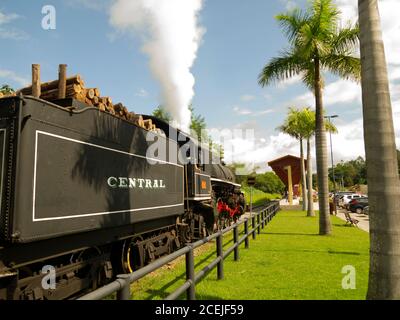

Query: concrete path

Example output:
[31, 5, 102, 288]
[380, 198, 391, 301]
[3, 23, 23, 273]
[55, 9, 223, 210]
[278, 199, 370, 233]
[244, 200, 370, 233]
[335, 208, 370, 233]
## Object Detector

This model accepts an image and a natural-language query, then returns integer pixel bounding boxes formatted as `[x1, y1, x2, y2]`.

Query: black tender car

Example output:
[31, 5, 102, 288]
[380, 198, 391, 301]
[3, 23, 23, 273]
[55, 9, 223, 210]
[349, 197, 369, 214]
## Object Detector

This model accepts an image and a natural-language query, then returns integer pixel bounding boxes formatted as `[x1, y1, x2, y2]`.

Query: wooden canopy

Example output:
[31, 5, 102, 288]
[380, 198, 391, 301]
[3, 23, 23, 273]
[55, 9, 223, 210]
[268, 155, 306, 189]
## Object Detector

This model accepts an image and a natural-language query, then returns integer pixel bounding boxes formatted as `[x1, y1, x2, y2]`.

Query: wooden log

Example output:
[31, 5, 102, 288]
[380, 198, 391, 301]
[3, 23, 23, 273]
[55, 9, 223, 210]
[94, 88, 100, 97]
[114, 103, 123, 113]
[97, 103, 106, 111]
[86, 88, 95, 100]
[40, 84, 83, 100]
[100, 97, 108, 104]
[84, 97, 94, 105]
[137, 115, 144, 128]
[143, 119, 153, 130]
[18, 75, 84, 95]
[58, 64, 67, 99]
[92, 96, 99, 105]
[32, 64, 41, 98]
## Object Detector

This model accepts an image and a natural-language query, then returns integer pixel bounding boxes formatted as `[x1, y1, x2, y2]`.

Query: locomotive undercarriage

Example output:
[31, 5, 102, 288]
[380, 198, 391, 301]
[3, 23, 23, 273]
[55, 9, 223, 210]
[0, 206, 217, 300]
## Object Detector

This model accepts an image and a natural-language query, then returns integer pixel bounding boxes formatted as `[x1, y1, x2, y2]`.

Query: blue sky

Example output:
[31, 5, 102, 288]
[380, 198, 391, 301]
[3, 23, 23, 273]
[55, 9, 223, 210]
[1, 0, 399, 170]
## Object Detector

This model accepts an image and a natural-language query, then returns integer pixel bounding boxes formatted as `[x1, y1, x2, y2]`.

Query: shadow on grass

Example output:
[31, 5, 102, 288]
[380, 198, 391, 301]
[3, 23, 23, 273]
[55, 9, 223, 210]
[261, 232, 319, 236]
[142, 245, 221, 299]
[327, 250, 361, 256]
[332, 223, 358, 228]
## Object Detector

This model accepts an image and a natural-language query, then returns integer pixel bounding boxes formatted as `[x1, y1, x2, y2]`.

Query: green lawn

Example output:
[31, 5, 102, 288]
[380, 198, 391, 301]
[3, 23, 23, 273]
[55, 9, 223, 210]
[241, 186, 281, 207]
[129, 211, 369, 300]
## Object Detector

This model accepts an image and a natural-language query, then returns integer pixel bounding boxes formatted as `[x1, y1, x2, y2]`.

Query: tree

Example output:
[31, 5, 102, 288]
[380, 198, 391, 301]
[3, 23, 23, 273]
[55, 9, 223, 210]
[259, 0, 360, 235]
[254, 172, 285, 194]
[292, 107, 337, 217]
[189, 104, 207, 142]
[297, 108, 317, 216]
[0, 84, 15, 95]
[397, 150, 400, 175]
[278, 108, 308, 211]
[358, 0, 400, 299]
[152, 105, 172, 122]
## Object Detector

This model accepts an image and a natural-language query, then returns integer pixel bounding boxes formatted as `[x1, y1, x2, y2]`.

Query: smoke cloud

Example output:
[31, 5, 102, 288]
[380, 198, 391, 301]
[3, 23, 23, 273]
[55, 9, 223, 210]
[109, 0, 205, 131]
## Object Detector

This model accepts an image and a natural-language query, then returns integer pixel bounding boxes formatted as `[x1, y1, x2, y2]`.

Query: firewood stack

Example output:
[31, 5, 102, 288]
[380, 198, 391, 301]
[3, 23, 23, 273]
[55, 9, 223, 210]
[0, 92, 16, 98]
[16, 64, 160, 133]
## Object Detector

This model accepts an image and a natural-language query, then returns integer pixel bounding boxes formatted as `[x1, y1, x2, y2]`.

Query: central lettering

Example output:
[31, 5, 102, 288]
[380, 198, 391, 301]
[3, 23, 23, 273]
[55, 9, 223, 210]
[107, 177, 166, 189]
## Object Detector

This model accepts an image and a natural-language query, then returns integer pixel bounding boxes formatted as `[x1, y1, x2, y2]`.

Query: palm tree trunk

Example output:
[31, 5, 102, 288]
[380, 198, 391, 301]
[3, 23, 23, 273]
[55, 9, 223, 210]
[314, 57, 331, 235]
[359, 0, 400, 299]
[300, 138, 308, 211]
[307, 137, 315, 217]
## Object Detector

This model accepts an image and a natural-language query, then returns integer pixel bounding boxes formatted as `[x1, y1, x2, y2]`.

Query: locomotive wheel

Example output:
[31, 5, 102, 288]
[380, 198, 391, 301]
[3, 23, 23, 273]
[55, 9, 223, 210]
[121, 237, 142, 274]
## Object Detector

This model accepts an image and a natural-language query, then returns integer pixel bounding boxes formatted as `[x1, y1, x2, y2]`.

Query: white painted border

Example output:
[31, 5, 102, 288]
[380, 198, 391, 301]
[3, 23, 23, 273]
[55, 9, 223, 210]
[32, 130, 184, 222]
[0, 128, 6, 214]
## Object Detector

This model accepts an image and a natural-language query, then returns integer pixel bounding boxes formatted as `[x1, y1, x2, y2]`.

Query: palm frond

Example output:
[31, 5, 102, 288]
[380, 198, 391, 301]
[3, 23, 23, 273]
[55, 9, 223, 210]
[321, 54, 361, 82]
[310, 0, 340, 37]
[276, 9, 310, 44]
[331, 25, 360, 54]
[258, 52, 305, 87]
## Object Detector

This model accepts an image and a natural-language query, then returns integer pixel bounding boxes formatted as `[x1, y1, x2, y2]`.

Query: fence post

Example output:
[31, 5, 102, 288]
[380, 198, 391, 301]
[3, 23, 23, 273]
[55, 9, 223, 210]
[244, 219, 249, 249]
[261, 211, 265, 229]
[216, 232, 224, 280]
[257, 213, 260, 234]
[252, 215, 256, 239]
[186, 246, 196, 300]
[233, 225, 239, 261]
[116, 274, 131, 300]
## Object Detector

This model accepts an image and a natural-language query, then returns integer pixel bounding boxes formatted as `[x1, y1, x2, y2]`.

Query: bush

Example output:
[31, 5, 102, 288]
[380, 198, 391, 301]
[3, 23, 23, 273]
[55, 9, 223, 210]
[254, 172, 285, 194]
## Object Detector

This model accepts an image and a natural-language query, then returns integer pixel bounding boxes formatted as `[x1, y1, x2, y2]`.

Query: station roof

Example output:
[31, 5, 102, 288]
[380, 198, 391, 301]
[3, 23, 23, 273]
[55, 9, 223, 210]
[268, 155, 307, 187]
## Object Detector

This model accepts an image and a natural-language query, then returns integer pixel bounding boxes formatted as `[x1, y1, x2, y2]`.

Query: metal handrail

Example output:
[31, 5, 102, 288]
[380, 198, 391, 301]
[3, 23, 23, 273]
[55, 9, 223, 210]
[78, 200, 280, 300]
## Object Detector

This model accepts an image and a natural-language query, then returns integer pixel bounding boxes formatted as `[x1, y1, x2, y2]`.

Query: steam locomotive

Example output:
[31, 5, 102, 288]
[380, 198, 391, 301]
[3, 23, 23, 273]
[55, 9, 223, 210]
[0, 95, 242, 300]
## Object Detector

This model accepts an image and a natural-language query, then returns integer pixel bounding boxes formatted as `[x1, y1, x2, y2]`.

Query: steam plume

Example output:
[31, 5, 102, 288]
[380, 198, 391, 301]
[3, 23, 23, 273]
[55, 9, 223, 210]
[110, 0, 204, 131]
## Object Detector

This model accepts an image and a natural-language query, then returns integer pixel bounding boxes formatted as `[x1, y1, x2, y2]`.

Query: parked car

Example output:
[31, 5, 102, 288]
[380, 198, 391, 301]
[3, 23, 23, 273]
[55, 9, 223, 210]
[349, 197, 369, 214]
[342, 194, 365, 209]
[335, 192, 355, 207]
[363, 206, 369, 215]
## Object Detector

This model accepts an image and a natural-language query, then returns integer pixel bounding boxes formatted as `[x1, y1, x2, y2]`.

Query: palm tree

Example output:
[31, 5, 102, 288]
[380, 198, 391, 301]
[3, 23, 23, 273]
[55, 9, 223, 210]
[278, 107, 308, 211]
[297, 107, 337, 217]
[358, 0, 400, 299]
[258, 0, 360, 235]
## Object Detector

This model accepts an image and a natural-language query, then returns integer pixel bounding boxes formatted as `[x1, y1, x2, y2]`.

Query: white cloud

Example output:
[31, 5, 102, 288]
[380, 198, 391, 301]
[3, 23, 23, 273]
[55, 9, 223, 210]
[279, 0, 299, 11]
[0, 10, 27, 40]
[257, 108, 274, 115]
[293, 79, 361, 107]
[0, 11, 19, 25]
[0, 27, 28, 40]
[0, 69, 30, 87]
[135, 88, 148, 97]
[240, 94, 255, 102]
[336, 0, 400, 65]
[233, 106, 252, 115]
[277, 74, 302, 89]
